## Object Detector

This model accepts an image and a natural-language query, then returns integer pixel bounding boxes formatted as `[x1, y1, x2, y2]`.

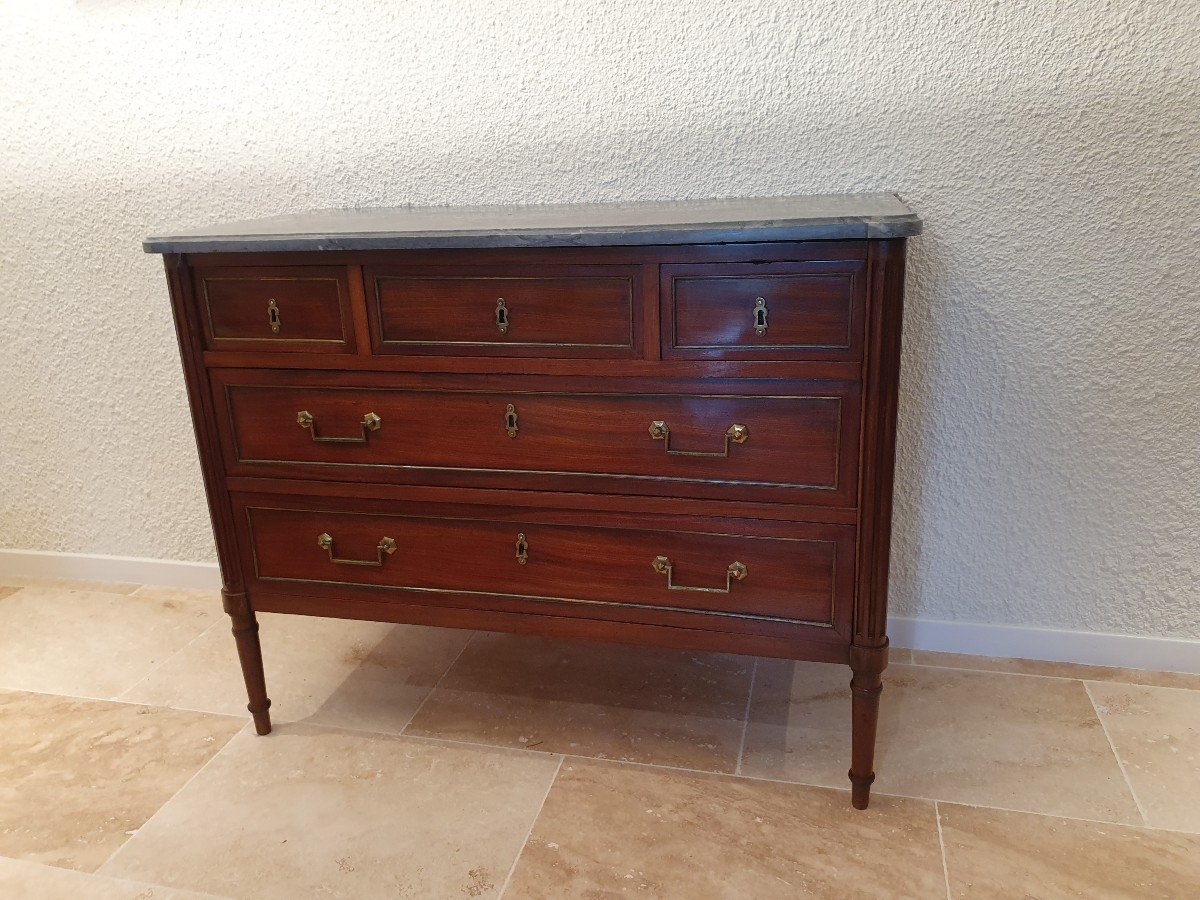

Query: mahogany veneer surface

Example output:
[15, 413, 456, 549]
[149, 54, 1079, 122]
[148, 193, 919, 809]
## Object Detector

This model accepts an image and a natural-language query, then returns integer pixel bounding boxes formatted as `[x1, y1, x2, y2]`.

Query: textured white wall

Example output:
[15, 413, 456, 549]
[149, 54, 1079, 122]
[1, 0, 1197, 639]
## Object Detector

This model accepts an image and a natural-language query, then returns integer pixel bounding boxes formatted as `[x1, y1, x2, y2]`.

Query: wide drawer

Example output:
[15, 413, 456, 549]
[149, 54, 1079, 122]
[233, 493, 854, 631]
[661, 259, 866, 361]
[213, 372, 861, 507]
[365, 265, 639, 357]
[193, 266, 355, 353]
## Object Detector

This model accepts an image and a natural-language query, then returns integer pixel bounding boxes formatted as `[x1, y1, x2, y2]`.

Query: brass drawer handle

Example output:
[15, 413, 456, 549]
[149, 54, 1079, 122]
[317, 533, 397, 567]
[268, 299, 281, 333]
[753, 297, 768, 335]
[297, 410, 381, 443]
[652, 556, 747, 593]
[648, 421, 748, 457]
[495, 298, 509, 334]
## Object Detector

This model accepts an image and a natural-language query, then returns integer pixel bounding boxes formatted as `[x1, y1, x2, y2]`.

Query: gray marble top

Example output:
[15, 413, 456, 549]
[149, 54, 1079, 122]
[143, 193, 920, 254]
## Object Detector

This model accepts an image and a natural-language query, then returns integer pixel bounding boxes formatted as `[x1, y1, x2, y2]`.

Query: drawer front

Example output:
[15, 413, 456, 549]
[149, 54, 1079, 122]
[194, 266, 354, 352]
[239, 499, 853, 629]
[661, 259, 866, 361]
[215, 373, 860, 507]
[366, 266, 638, 357]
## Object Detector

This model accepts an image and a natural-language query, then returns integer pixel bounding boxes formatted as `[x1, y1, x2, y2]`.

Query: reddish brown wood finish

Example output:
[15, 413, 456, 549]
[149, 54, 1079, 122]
[366, 264, 641, 358]
[193, 265, 356, 353]
[160, 235, 909, 808]
[211, 370, 860, 506]
[235, 492, 854, 630]
[662, 259, 866, 361]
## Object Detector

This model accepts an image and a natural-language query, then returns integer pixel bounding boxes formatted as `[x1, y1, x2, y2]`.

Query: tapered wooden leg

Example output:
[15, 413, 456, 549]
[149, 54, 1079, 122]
[849, 642, 888, 809]
[222, 590, 272, 735]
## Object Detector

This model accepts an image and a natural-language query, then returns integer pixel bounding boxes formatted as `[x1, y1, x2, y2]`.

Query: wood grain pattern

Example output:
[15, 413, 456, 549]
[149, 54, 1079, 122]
[662, 259, 866, 361]
[193, 265, 355, 353]
[158, 230, 910, 808]
[366, 263, 641, 358]
[212, 370, 860, 506]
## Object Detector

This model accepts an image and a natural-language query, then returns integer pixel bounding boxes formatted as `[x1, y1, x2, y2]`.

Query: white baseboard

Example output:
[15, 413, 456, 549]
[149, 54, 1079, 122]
[0, 548, 221, 591]
[888, 616, 1199, 675]
[2, 548, 1196, 675]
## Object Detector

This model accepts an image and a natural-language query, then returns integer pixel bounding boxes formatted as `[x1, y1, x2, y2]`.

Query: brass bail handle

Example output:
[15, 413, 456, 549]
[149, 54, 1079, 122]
[652, 556, 748, 593]
[648, 421, 748, 457]
[297, 410, 382, 444]
[317, 532, 397, 567]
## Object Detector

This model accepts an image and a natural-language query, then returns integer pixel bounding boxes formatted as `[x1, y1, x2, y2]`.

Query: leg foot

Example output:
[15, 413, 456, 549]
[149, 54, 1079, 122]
[223, 590, 272, 735]
[849, 642, 887, 809]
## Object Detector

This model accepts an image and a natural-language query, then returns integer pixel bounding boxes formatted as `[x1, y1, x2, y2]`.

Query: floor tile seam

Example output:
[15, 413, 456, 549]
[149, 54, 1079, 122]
[1083, 680, 1151, 828]
[0, 682, 245, 722]
[93, 721, 254, 876]
[397, 630, 476, 734]
[497, 754, 565, 899]
[0, 854, 237, 900]
[554, 754, 1200, 835]
[906, 659, 1200, 691]
[263, 722, 1199, 836]
[934, 801, 953, 900]
[734, 656, 758, 776]
[115, 617, 226, 701]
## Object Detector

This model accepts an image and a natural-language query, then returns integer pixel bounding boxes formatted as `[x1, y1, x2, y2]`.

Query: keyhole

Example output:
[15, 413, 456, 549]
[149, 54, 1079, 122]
[268, 299, 281, 334]
[515, 533, 529, 565]
[495, 298, 509, 334]
[753, 297, 768, 336]
[505, 403, 519, 438]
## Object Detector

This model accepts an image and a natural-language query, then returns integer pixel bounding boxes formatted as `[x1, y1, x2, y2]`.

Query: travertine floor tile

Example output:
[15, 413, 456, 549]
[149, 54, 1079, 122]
[505, 758, 946, 898]
[939, 802, 1200, 898]
[0, 856, 228, 899]
[0, 577, 140, 594]
[0, 689, 243, 872]
[742, 661, 1140, 823]
[406, 633, 752, 772]
[1088, 682, 1200, 832]
[100, 725, 561, 900]
[913, 650, 1200, 691]
[0, 587, 217, 698]
[122, 613, 470, 732]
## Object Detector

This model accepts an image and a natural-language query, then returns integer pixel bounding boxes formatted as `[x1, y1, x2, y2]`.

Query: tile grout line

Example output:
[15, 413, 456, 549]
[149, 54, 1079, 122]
[934, 801, 952, 900]
[0, 682, 245, 723]
[734, 657, 758, 776]
[902, 659, 1200, 692]
[115, 617, 225, 702]
[398, 631, 476, 735]
[281, 715, 1200, 838]
[94, 721, 253, 876]
[497, 754, 565, 900]
[1083, 680, 1151, 827]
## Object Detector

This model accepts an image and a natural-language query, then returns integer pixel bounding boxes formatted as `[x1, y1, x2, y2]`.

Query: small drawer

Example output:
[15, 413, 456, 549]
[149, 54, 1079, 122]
[365, 265, 638, 357]
[214, 372, 861, 507]
[194, 266, 355, 353]
[661, 259, 866, 361]
[237, 497, 854, 629]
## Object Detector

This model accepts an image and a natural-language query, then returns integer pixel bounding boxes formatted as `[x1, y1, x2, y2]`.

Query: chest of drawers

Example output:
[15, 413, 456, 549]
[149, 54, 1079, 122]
[146, 194, 920, 809]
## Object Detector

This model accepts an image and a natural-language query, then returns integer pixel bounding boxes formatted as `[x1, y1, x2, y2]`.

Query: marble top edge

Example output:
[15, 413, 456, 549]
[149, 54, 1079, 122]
[143, 193, 921, 253]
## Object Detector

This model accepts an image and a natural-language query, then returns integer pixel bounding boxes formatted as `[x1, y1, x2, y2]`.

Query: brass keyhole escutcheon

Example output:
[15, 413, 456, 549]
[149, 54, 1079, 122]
[515, 532, 529, 565]
[495, 298, 509, 334]
[753, 297, 768, 336]
[505, 403, 519, 438]
[268, 299, 281, 333]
